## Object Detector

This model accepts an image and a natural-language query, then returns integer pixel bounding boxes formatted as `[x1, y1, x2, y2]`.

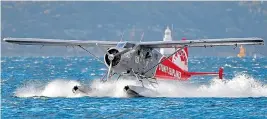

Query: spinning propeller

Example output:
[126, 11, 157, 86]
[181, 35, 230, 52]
[105, 48, 130, 81]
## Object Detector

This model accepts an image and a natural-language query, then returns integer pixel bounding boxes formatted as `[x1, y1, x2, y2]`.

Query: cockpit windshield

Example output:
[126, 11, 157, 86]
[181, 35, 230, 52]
[116, 42, 135, 48]
[124, 42, 135, 48]
[116, 42, 125, 48]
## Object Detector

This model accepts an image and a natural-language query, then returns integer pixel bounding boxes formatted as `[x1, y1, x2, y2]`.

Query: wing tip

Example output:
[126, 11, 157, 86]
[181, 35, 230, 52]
[3, 37, 10, 42]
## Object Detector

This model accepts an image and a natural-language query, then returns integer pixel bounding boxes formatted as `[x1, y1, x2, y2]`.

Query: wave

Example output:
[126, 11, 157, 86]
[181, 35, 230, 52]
[14, 74, 267, 98]
[14, 79, 83, 98]
[156, 74, 267, 97]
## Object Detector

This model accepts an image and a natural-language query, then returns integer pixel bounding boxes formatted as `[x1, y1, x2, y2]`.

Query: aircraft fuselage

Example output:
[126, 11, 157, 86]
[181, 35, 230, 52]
[104, 42, 189, 80]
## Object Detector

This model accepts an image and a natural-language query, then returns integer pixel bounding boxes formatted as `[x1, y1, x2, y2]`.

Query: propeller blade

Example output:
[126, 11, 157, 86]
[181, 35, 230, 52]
[107, 61, 113, 81]
[104, 49, 112, 56]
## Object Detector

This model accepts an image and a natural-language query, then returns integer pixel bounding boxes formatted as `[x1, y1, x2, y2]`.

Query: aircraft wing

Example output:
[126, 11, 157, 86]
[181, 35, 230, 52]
[3, 37, 119, 47]
[3, 37, 264, 48]
[138, 37, 264, 48]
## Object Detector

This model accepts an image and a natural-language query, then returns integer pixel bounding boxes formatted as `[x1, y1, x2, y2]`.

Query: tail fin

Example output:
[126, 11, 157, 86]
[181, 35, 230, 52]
[182, 38, 188, 70]
[189, 67, 224, 79]
[172, 38, 189, 71]
[182, 38, 188, 71]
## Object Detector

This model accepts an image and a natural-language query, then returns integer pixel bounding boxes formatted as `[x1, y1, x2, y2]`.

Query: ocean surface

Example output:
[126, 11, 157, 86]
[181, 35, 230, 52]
[1, 56, 267, 118]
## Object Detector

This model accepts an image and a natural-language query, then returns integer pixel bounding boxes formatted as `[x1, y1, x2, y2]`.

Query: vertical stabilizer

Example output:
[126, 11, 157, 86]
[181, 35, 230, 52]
[160, 27, 188, 71]
[182, 38, 188, 71]
[171, 38, 188, 71]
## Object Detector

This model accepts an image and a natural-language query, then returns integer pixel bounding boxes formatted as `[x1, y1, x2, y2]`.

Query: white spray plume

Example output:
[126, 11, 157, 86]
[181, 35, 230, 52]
[14, 74, 267, 98]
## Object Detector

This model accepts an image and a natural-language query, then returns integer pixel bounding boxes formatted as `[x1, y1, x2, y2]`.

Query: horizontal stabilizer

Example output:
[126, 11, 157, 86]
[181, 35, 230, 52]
[189, 67, 224, 79]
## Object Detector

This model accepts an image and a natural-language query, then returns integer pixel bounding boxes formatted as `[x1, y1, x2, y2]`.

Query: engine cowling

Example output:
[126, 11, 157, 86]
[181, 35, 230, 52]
[104, 48, 121, 67]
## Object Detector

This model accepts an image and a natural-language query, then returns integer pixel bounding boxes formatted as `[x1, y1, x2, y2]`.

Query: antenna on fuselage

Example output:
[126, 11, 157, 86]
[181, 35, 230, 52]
[130, 26, 135, 41]
[120, 31, 125, 42]
[140, 32, 144, 42]
[171, 24, 174, 40]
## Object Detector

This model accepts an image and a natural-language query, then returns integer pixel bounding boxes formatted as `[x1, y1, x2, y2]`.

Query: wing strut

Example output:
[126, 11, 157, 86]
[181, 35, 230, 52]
[142, 45, 187, 75]
[78, 45, 105, 65]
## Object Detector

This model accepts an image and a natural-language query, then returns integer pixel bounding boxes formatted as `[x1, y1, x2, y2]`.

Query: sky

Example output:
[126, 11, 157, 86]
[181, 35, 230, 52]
[1, 1, 266, 57]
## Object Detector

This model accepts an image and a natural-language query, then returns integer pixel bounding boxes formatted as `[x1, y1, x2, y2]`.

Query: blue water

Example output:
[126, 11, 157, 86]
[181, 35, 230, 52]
[1, 57, 267, 118]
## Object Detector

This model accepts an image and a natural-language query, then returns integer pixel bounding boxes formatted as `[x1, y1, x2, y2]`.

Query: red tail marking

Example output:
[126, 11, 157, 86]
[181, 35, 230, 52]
[182, 37, 188, 57]
[182, 38, 188, 65]
[155, 37, 224, 80]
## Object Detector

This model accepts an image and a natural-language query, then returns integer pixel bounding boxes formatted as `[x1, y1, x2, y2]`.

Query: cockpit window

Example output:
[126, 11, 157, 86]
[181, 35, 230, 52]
[116, 42, 135, 48]
[116, 42, 125, 48]
[123, 43, 135, 48]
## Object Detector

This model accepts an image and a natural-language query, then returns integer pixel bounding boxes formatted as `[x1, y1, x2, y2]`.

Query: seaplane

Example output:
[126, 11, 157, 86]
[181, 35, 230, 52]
[3, 27, 264, 97]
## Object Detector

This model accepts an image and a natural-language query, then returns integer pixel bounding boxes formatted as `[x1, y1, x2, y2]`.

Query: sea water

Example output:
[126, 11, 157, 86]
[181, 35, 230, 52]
[1, 56, 267, 118]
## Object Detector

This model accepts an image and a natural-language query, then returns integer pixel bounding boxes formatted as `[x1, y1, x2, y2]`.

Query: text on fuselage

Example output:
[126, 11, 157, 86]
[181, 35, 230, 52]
[158, 64, 181, 78]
